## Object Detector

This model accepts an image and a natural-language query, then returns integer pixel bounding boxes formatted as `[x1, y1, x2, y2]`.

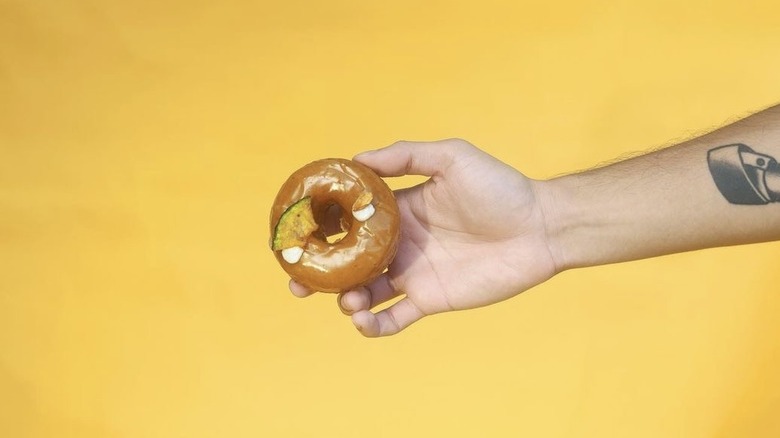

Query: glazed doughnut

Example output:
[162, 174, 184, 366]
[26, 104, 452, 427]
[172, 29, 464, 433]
[269, 158, 400, 292]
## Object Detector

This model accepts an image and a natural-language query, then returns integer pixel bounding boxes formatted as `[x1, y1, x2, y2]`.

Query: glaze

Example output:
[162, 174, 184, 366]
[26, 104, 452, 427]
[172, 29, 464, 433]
[270, 159, 400, 292]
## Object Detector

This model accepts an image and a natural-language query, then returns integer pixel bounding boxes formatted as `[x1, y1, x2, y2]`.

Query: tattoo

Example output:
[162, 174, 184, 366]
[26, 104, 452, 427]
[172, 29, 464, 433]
[707, 144, 780, 204]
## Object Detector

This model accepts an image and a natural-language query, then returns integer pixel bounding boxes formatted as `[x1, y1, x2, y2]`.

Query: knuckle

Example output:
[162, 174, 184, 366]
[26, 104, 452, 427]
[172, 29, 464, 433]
[445, 137, 473, 150]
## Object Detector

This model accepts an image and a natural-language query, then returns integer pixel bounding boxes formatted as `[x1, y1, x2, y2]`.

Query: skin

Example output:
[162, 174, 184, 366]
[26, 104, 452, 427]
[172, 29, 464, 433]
[290, 105, 780, 337]
[290, 138, 559, 336]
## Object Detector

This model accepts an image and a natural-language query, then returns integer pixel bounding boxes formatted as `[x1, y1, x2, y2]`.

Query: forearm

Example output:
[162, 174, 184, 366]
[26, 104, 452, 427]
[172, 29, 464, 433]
[540, 104, 780, 271]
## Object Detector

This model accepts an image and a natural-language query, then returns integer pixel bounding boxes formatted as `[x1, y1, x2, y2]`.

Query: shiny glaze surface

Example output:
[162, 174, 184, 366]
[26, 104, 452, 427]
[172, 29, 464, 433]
[270, 159, 400, 292]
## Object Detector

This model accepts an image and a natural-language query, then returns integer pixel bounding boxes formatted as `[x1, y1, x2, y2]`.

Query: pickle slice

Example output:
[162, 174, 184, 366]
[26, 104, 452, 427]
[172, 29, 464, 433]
[271, 197, 319, 251]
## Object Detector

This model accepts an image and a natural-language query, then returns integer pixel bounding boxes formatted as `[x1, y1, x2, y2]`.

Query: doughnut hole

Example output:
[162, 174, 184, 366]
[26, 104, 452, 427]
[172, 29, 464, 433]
[312, 200, 352, 244]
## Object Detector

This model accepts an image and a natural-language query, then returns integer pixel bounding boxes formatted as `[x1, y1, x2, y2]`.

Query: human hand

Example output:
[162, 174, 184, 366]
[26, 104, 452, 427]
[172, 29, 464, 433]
[290, 139, 560, 337]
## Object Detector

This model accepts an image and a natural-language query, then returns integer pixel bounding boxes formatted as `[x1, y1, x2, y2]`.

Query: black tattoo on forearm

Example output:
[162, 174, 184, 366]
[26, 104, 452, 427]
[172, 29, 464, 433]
[707, 144, 780, 204]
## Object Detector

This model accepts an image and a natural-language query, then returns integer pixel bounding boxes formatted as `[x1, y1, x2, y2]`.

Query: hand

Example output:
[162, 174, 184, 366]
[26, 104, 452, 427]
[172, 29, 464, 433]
[290, 139, 560, 337]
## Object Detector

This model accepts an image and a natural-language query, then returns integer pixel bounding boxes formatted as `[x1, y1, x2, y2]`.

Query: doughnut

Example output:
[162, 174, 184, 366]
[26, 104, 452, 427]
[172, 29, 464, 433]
[269, 158, 401, 292]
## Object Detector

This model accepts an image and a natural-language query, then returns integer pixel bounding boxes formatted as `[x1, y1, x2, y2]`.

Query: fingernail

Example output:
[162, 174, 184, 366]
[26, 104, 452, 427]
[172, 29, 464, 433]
[339, 295, 351, 312]
[353, 150, 376, 161]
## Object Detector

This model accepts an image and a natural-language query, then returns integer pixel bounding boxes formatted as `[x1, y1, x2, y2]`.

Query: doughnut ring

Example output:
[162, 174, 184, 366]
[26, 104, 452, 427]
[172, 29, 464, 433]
[269, 158, 400, 292]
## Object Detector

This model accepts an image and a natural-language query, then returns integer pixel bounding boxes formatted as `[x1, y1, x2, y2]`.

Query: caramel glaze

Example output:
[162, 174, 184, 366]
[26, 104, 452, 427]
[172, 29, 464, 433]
[270, 159, 400, 292]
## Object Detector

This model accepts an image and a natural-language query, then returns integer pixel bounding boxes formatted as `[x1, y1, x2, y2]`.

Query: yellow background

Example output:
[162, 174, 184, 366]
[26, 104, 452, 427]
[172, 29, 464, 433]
[2, 1, 780, 436]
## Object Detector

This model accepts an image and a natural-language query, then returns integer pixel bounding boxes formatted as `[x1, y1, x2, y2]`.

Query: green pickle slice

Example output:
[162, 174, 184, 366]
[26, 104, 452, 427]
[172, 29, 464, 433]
[272, 197, 319, 251]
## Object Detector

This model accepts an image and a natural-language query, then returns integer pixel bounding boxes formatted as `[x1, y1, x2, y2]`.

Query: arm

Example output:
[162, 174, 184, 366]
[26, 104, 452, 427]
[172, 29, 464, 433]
[289, 105, 780, 337]
[541, 104, 780, 271]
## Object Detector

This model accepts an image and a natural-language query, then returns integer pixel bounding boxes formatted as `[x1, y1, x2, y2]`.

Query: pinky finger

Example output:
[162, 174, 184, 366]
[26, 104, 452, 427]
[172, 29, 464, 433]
[288, 279, 316, 298]
[351, 298, 425, 337]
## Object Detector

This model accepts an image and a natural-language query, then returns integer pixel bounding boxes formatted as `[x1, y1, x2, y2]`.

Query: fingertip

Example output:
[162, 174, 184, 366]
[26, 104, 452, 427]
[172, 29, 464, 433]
[338, 288, 372, 316]
[352, 141, 411, 177]
[288, 279, 315, 298]
[356, 299, 425, 337]
[351, 310, 379, 337]
[337, 292, 352, 315]
[352, 150, 377, 163]
[355, 139, 460, 178]
[352, 149, 389, 176]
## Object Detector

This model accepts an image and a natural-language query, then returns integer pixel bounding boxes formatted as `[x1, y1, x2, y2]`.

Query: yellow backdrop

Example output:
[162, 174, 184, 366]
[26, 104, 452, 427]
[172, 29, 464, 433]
[2, 1, 779, 436]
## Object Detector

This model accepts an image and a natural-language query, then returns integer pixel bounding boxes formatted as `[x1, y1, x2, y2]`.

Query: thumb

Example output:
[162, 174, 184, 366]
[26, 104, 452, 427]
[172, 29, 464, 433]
[353, 139, 469, 177]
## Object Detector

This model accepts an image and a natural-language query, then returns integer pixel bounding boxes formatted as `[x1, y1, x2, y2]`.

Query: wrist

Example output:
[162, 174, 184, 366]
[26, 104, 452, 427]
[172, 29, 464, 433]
[534, 172, 618, 272]
[531, 177, 579, 273]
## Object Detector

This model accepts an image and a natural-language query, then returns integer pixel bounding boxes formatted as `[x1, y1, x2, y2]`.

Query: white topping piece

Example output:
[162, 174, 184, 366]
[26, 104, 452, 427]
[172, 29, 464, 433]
[281, 246, 304, 264]
[352, 203, 375, 222]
